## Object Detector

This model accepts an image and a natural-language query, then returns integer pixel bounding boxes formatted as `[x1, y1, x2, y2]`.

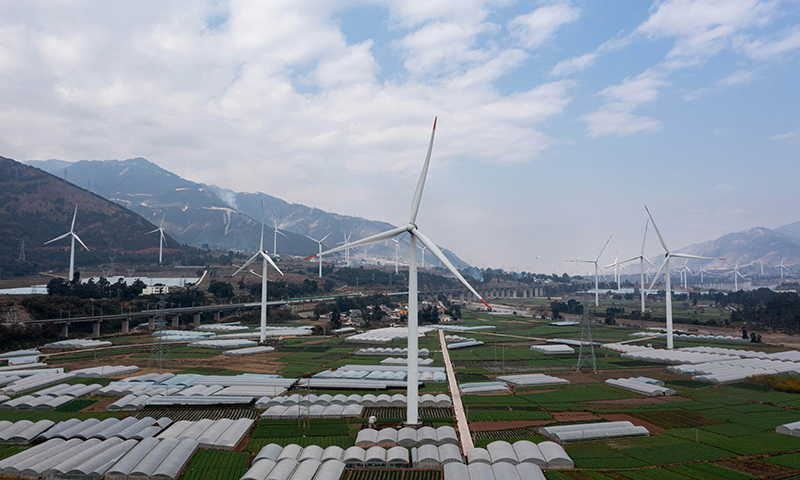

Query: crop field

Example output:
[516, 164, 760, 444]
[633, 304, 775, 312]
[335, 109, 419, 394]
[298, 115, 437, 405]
[181, 449, 249, 480]
[135, 408, 259, 421]
[346, 470, 441, 480]
[466, 408, 550, 421]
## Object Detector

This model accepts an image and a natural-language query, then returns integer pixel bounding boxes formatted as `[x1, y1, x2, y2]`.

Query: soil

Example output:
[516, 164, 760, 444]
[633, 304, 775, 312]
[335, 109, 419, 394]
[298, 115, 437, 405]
[715, 458, 799, 479]
[81, 397, 119, 413]
[551, 411, 599, 422]
[598, 412, 664, 434]
[468, 420, 553, 431]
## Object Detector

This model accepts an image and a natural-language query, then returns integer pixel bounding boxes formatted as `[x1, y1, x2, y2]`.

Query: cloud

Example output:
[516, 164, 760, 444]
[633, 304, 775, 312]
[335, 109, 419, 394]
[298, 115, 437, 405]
[769, 129, 799, 141]
[508, 2, 581, 49]
[549, 52, 596, 76]
[580, 70, 667, 137]
[717, 69, 753, 86]
[738, 25, 800, 59]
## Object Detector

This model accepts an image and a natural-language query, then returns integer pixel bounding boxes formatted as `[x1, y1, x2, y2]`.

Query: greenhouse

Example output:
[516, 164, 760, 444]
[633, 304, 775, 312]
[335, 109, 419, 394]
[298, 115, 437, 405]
[459, 382, 510, 395]
[447, 341, 484, 350]
[56, 438, 139, 480]
[312, 460, 345, 480]
[604, 378, 676, 396]
[417, 426, 437, 445]
[321, 446, 344, 463]
[467, 462, 495, 480]
[2, 438, 82, 476]
[298, 446, 323, 463]
[515, 462, 546, 480]
[487, 440, 518, 464]
[288, 459, 320, 480]
[538, 441, 573, 469]
[495, 374, 569, 387]
[491, 462, 520, 480]
[387, 446, 409, 468]
[414, 444, 440, 468]
[376, 428, 397, 446]
[776, 420, 800, 436]
[265, 458, 298, 480]
[539, 421, 649, 443]
[254, 444, 284, 464]
[343, 446, 365, 467]
[128, 438, 182, 480]
[466, 447, 491, 464]
[511, 440, 545, 466]
[242, 459, 276, 480]
[438, 444, 463, 464]
[530, 345, 574, 355]
[443, 462, 468, 480]
[364, 446, 387, 467]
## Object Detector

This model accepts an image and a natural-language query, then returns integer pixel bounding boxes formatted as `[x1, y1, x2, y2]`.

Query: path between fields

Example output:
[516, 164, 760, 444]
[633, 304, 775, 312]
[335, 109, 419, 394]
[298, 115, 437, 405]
[439, 330, 474, 453]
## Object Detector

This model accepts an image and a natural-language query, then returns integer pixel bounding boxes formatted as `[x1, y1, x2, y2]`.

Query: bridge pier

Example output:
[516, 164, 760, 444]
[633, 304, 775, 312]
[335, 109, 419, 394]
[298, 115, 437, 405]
[214, 311, 221, 322]
[193, 313, 201, 326]
[92, 321, 100, 337]
[148, 316, 155, 330]
[172, 315, 179, 328]
[121, 319, 129, 334]
[61, 324, 69, 337]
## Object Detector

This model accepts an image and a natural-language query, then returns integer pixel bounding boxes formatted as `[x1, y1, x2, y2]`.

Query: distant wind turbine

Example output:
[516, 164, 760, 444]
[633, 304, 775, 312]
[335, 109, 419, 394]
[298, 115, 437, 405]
[305, 117, 490, 425]
[43, 203, 90, 282]
[392, 237, 401, 274]
[304, 232, 333, 278]
[576, 236, 612, 307]
[418, 245, 427, 269]
[731, 262, 746, 291]
[272, 222, 285, 256]
[565, 252, 584, 277]
[608, 219, 657, 312]
[146, 213, 168, 265]
[645, 206, 723, 350]
[779, 258, 789, 280]
[229, 201, 285, 343]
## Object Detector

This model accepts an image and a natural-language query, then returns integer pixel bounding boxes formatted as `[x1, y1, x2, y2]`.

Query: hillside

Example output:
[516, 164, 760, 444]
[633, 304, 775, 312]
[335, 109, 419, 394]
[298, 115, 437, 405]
[27, 158, 469, 268]
[0, 157, 208, 278]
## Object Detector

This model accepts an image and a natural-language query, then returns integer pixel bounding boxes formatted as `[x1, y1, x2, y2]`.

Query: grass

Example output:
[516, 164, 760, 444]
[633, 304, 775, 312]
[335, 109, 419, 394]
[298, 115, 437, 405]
[181, 449, 249, 480]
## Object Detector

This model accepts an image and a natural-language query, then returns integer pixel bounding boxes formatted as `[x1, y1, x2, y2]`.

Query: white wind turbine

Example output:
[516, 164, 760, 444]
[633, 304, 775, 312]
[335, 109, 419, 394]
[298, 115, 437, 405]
[778, 258, 789, 280]
[418, 245, 427, 269]
[304, 232, 333, 278]
[44, 203, 90, 282]
[146, 213, 168, 265]
[565, 252, 584, 277]
[338, 231, 353, 266]
[608, 250, 628, 291]
[645, 206, 723, 350]
[272, 222, 285, 256]
[731, 262, 746, 291]
[608, 220, 657, 313]
[229, 201, 285, 343]
[698, 265, 710, 284]
[392, 237, 401, 273]
[306, 117, 491, 425]
[575, 236, 612, 307]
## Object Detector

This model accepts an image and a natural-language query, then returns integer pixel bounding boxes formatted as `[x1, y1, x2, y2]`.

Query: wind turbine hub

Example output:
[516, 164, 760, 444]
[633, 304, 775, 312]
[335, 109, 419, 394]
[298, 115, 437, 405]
[406, 223, 417, 232]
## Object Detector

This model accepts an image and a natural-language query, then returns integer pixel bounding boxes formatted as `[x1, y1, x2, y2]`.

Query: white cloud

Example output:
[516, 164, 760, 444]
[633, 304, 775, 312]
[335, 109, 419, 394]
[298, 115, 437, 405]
[738, 25, 800, 59]
[718, 69, 753, 86]
[508, 2, 581, 49]
[580, 70, 667, 137]
[769, 129, 799, 141]
[549, 53, 596, 76]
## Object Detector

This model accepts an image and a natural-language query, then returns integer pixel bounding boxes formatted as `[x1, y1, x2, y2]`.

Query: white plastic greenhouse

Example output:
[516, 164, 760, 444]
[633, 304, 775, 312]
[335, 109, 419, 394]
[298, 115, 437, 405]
[539, 421, 649, 443]
[495, 374, 569, 387]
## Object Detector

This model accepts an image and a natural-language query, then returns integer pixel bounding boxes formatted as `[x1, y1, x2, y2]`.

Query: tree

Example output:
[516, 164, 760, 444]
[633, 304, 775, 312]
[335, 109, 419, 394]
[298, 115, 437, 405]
[208, 280, 234, 299]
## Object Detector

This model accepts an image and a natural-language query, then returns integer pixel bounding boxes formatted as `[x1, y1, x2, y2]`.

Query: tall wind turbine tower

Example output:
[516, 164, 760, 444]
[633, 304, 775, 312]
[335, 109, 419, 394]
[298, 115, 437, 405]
[147, 213, 168, 265]
[608, 220, 656, 313]
[645, 206, 723, 349]
[272, 222, 285, 256]
[576, 237, 612, 306]
[306, 118, 490, 425]
[304, 232, 333, 278]
[43, 204, 90, 282]
[230, 201, 285, 343]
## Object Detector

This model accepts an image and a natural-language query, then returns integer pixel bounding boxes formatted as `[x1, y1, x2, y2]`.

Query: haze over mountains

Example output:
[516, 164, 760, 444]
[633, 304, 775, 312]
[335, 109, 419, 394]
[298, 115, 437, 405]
[25, 157, 470, 269]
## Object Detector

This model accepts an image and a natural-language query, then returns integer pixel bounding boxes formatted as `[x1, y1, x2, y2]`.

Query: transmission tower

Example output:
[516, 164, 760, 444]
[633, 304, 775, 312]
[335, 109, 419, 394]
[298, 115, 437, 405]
[576, 310, 597, 373]
[147, 300, 170, 372]
[18, 239, 25, 262]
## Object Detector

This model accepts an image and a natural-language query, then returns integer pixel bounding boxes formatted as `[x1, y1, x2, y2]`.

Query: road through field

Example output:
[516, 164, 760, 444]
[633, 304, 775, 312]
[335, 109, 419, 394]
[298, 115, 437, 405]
[438, 329, 474, 453]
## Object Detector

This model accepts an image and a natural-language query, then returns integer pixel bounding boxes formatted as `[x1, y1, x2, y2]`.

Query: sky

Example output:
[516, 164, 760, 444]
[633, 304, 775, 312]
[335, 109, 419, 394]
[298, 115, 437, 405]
[1, 0, 799, 274]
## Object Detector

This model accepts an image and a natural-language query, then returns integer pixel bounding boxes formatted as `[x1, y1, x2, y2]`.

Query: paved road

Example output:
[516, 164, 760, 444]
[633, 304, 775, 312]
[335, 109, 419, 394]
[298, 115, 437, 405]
[438, 329, 474, 453]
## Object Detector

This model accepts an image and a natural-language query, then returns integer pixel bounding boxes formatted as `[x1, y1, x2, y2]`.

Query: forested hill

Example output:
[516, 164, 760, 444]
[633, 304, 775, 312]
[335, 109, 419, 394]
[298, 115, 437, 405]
[0, 156, 204, 278]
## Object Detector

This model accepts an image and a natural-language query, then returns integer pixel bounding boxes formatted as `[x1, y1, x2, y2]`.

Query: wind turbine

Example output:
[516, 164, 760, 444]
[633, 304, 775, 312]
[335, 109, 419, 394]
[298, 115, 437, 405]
[305, 117, 490, 425]
[418, 245, 427, 269]
[608, 220, 657, 312]
[645, 206, 723, 349]
[272, 222, 285, 256]
[146, 213, 168, 265]
[778, 258, 789, 280]
[392, 237, 401, 274]
[575, 236, 612, 306]
[338, 231, 353, 267]
[698, 265, 710, 284]
[565, 252, 584, 277]
[44, 203, 90, 282]
[731, 262, 746, 291]
[229, 201, 285, 343]
[609, 250, 627, 291]
[304, 232, 333, 278]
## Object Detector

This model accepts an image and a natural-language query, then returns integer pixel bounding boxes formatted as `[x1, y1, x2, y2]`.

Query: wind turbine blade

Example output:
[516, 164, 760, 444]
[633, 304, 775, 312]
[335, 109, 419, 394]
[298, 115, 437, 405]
[260, 200, 265, 252]
[70, 204, 78, 232]
[644, 206, 670, 253]
[618, 256, 641, 265]
[412, 228, 491, 310]
[160, 213, 166, 228]
[72, 233, 90, 252]
[160, 231, 167, 246]
[277, 231, 286, 237]
[320, 231, 332, 243]
[646, 258, 669, 297]
[641, 218, 649, 255]
[644, 257, 658, 269]
[409, 117, 437, 224]
[228, 253, 261, 278]
[43, 232, 71, 245]
[146, 228, 160, 235]
[596, 235, 612, 261]
[671, 253, 724, 261]
[306, 226, 407, 259]
[260, 252, 285, 277]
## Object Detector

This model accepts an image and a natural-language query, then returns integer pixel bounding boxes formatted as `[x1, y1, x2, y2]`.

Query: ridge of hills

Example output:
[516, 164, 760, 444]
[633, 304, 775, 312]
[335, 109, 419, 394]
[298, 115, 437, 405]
[0, 157, 210, 278]
[25, 157, 469, 269]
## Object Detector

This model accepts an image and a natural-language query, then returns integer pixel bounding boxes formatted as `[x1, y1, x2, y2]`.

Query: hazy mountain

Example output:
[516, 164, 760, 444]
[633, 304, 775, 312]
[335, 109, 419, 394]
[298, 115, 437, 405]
[774, 220, 800, 244]
[679, 226, 800, 275]
[0, 156, 199, 277]
[26, 157, 470, 268]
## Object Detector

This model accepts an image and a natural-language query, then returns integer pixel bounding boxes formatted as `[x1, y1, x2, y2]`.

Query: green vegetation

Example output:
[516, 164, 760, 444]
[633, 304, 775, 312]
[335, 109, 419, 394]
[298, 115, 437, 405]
[181, 450, 249, 480]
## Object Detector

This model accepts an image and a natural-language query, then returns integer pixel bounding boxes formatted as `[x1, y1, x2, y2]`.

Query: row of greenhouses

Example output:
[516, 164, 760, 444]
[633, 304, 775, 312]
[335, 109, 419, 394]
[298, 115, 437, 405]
[354, 426, 458, 447]
[466, 440, 572, 469]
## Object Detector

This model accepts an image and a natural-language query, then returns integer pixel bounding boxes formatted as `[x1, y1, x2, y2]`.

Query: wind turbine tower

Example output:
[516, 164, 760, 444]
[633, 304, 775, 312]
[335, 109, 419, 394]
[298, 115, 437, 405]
[304, 232, 333, 278]
[147, 213, 169, 265]
[44, 204, 90, 282]
[609, 220, 656, 313]
[645, 206, 723, 349]
[306, 118, 490, 425]
[392, 237, 401, 274]
[272, 222, 285, 255]
[576, 237, 612, 307]
[230, 201, 286, 343]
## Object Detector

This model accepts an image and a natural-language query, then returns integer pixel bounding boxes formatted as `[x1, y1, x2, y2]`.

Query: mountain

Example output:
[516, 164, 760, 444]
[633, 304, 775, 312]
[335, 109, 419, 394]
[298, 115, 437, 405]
[775, 220, 800, 244]
[679, 226, 800, 275]
[27, 158, 470, 268]
[0, 156, 204, 278]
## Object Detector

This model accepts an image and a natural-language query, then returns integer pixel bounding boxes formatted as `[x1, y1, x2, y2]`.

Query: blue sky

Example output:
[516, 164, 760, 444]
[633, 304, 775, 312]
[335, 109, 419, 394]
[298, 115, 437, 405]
[0, 0, 799, 273]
